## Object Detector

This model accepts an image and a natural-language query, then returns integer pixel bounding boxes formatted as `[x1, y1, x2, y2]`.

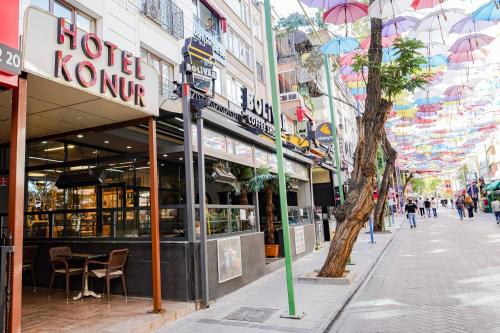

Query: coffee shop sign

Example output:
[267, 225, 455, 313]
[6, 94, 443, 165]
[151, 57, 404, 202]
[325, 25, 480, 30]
[55, 18, 147, 107]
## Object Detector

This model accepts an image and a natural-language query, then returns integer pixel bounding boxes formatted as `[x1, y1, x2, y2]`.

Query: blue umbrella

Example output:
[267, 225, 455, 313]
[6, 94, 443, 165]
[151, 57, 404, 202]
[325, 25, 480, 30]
[420, 54, 448, 68]
[382, 47, 400, 63]
[414, 96, 441, 105]
[320, 37, 360, 55]
[472, 1, 500, 21]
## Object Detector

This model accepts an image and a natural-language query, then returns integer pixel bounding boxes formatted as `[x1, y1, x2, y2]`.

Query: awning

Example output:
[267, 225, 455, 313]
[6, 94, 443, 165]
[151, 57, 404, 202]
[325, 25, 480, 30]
[201, 0, 227, 33]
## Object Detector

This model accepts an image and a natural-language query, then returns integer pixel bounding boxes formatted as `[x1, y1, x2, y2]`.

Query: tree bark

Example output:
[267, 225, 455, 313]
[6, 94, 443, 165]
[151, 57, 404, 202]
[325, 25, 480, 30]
[373, 130, 397, 231]
[265, 185, 275, 244]
[240, 187, 249, 206]
[318, 15, 391, 278]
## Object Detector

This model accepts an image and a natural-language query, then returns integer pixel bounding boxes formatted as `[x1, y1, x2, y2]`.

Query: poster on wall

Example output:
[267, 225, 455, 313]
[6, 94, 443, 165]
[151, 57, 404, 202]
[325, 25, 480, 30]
[217, 236, 243, 283]
[294, 226, 306, 254]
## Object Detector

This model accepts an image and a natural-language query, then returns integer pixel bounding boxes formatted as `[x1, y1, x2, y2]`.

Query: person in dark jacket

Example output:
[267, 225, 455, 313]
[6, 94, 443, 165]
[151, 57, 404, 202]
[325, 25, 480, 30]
[424, 198, 431, 218]
[405, 199, 418, 229]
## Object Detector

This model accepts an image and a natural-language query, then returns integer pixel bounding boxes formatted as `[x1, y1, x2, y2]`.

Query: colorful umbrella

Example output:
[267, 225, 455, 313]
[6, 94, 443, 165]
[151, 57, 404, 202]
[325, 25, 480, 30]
[323, 1, 369, 26]
[412, 9, 465, 43]
[360, 34, 398, 49]
[339, 49, 367, 66]
[420, 54, 448, 68]
[300, 0, 345, 9]
[320, 36, 360, 55]
[368, 0, 413, 19]
[472, 1, 500, 22]
[448, 50, 488, 63]
[411, 0, 447, 10]
[450, 16, 497, 34]
[448, 33, 495, 53]
[382, 47, 400, 63]
[382, 16, 419, 36]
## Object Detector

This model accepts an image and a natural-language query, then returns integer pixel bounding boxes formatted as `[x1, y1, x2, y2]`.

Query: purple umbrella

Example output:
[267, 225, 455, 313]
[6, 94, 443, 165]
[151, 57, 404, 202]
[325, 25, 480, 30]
[300, 0, 345, 8]
[450, 16, 496, 34]
[382, 16, 419, 37]
[448, 33, 495, 53]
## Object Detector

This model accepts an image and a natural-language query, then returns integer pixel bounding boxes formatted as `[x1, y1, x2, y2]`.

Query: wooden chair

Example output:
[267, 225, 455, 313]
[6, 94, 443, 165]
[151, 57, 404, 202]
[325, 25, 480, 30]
[23, 245, 38, 292]
[88, 249, 129, 303]
[48, 246, 84, 302]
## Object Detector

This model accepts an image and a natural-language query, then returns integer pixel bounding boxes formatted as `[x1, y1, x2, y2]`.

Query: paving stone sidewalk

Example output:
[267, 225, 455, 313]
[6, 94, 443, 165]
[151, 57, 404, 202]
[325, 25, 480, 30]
[156, 220, 402, 333]
[330, 209, 500, 333]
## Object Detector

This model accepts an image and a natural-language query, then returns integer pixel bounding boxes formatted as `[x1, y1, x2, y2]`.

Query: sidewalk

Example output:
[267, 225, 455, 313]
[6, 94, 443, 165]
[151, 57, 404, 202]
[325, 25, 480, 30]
[157, 218, 404, 333]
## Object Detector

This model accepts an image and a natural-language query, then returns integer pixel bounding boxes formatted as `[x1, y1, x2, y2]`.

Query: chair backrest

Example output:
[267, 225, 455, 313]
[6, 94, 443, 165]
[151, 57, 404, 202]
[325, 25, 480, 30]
[108, 249, 129, 270]
[49, 246, 71, 260]
[23, 245, 38, 265]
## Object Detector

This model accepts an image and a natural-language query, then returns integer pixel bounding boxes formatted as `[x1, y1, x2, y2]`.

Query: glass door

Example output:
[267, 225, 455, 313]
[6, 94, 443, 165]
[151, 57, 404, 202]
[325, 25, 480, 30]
[100, 184, 124, 237]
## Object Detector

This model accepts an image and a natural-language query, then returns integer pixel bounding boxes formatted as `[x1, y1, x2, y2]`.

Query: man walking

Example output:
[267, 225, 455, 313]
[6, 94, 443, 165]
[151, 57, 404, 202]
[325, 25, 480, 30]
[456, 195, 465, 221]
[405, 199, 418, 229]
[492, 198, 500, 224]
[431, 197, 438, 218]
[424, 198, 431, 218]
[417, 197, 425, 217]
[467, 182, 480, 213]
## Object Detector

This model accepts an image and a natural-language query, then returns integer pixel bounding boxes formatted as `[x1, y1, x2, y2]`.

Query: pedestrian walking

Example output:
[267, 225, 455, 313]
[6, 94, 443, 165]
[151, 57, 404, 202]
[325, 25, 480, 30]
[492, 198, 500, 224]
[431, 197, 438, 218]
[450, 197, 454, 209]
[405, 199, 418, 229]
[465, 195, 474, 219]
[417, 197, 425, 217]
[455, 196, 465, 221]
[467, 182, 480, 213]
[424, 198, 431, 218]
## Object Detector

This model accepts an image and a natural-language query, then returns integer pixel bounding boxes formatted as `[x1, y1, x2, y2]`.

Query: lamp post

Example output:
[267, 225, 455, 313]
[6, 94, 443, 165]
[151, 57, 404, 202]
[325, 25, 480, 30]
[263, 0, 301, 319]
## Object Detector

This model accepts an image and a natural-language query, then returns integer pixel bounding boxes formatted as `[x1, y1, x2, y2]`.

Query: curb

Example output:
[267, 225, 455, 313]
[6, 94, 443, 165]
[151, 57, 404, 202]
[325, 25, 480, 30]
[316, 223, 401, 333]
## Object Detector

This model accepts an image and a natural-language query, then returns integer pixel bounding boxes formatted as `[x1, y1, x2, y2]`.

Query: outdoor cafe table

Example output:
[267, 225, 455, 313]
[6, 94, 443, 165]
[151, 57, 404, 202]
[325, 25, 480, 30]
[56, 252, 107, 301]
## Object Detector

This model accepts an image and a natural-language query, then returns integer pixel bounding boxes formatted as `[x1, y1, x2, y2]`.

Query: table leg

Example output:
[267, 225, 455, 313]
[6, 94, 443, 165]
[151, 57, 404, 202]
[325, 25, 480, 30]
[73, 259, 101, 300]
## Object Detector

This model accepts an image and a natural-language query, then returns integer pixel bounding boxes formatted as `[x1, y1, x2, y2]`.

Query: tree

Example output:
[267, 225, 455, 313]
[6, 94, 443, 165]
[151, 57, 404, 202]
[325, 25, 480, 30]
[230, 164, 255, 206]
[276, 13, 308, 32]
[318, 15, 430, 277]
[410, 177, 425, 195]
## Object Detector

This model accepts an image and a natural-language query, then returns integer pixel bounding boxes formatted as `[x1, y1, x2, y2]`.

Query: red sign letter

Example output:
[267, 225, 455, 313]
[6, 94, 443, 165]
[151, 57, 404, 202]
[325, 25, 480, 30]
[100, 70, 118, 97]
[81, 33, 103, 59]
[135, 57, 145, 80]
[105, 41, 117, 66]
[75, 61, 97, 88]
[121, 51, 133, 75]
[57, 17, 77, 49]
[54, 50, 73, 81]
[135, 83, 146, 107]
[119, 77, 134, 101]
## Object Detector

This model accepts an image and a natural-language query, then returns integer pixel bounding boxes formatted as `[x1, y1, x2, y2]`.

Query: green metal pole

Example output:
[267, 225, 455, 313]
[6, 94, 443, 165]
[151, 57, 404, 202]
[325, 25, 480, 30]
[263, 0, 297, 317]
[323, 55, 345, 203]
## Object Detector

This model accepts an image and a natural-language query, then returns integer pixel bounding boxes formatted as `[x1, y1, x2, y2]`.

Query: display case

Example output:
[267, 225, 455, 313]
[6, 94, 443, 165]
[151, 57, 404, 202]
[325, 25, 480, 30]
[288, 206, 311, 225]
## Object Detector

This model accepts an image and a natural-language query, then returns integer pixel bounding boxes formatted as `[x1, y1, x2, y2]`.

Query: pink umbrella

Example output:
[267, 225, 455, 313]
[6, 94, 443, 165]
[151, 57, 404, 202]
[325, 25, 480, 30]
[443, 85, 472, 96]
[339, 49, 367, 66]
[300, 0, 345, 9]
[341, 73, 366, 82]
[448, 49, 488, 63]
[418, 104, 442, 112]
[411, 0, 447, 10]
[323, 1, 369, 26]
[360, 35, 398, 49]
[448, 33, 495, 53]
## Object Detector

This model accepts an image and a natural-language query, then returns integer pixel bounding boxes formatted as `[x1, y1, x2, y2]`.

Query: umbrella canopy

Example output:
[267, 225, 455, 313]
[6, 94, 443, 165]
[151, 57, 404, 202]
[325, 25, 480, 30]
[448, 33, 495, 53]
[382, 47, 400, 63]
[339, 49, 367, 66]
[448, 49, 488, 63]
[382, 16, 420, 36]
[450, 16, 497, 34]
[300, 0, 345, 9]
[472, 1, 500, 22]
[360, 34, 398, 49]
[412, 9, 465, 43]
[411, 0, 448, 10]
[443, 84, 472, 96]
[320, 36, 360, 54]
[368, 0, 413, 19]
[323, 1, 369, 25]
[420, 54, 448, 68]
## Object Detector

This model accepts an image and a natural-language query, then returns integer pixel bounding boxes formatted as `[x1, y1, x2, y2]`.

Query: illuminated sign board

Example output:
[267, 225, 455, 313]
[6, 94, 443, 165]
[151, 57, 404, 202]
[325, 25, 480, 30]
[182, 37, 216, 94]
[315, 122, 334, 145]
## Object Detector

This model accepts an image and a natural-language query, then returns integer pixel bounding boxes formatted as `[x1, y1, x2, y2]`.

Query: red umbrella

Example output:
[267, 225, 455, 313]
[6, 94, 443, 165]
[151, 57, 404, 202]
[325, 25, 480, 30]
[339, 49, 367, 66]
[323, 1, 369, 25]
[411, 0, 447, 10]
[360, 35, 398, 49]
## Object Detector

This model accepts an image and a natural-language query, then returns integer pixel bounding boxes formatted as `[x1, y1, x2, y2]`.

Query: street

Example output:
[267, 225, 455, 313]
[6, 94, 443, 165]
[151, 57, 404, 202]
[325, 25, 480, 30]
[330, 208, 500, 333]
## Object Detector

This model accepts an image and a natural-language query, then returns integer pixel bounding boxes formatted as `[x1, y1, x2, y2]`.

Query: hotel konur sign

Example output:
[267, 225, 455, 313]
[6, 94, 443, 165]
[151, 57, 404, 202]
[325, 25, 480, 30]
[22, 7, 158, 116]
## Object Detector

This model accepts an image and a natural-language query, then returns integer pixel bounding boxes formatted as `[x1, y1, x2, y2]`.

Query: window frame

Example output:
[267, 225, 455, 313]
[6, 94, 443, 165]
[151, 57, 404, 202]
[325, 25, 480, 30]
[31, 0, 95, 32]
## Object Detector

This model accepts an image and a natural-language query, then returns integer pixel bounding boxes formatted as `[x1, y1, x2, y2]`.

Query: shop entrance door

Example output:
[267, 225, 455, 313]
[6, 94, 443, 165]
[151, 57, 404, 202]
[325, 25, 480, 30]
[100, 184, 125, 238]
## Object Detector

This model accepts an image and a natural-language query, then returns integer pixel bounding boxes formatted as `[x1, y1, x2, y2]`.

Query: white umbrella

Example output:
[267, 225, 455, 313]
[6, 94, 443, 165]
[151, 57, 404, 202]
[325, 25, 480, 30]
[411, 9, 465, 44]
[416, 42, 449, 57]
[368, 0, 413, 19]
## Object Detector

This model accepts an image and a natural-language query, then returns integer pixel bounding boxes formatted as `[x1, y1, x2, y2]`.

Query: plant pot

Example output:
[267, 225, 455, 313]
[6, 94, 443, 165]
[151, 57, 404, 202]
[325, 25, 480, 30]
[265, 244, 280, 258]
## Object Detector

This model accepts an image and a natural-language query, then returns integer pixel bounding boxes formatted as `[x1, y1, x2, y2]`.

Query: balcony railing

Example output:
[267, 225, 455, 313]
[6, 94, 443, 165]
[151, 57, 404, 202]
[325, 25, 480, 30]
[193, 14, 222, 42]
[140, 0, 184, 40]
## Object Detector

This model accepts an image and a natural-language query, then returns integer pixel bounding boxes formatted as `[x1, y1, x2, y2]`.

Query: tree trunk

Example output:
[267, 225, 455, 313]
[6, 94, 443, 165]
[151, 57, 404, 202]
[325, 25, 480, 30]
[318, 15, 391, 278]
[373, 130, 397, 231]
[240, 187, 248, 206]
[265, 185, 274, 244]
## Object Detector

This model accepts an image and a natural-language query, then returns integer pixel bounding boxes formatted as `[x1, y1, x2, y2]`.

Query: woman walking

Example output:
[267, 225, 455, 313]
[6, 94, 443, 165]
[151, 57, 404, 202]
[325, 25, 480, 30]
[431, 197, 438, 218]
[455, 196, 465, 221]
[465, 195, 474, 219]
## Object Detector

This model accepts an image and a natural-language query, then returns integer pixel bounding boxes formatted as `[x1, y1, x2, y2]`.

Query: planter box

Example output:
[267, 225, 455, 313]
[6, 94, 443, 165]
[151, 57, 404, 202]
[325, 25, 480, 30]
[265, 244, 280, 258]
[297, 270, 357, 285]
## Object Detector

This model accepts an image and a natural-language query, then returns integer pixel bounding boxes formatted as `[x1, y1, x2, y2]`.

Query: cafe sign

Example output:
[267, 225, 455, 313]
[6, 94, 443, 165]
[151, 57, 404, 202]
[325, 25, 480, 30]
[22, 7, 158, 115]
[315, 122, 334, 145]
[182, 37, 216, 95]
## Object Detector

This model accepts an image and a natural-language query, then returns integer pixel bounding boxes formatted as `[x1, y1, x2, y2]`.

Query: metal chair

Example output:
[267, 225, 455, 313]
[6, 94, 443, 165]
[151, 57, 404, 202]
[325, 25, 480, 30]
[48, 246, 84, 302]
[22, 245, 38, 292]
[88, 248, 129, 304]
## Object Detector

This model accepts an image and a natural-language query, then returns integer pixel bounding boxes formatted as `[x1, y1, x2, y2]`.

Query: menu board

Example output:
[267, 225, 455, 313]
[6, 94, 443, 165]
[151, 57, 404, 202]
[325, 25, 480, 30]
[294, 226, 306, 255]
[217, 237, 242, 283]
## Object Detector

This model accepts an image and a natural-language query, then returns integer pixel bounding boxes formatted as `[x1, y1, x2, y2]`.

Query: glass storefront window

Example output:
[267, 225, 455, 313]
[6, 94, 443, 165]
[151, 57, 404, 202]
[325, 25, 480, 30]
[255, 148, 268, 167]
[67, 187, 96, 210]
[160, 208, 185, 238]
[27, 141, 65, 167]
[227, 138, 252, 162]
[204, 129, 227, 152]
